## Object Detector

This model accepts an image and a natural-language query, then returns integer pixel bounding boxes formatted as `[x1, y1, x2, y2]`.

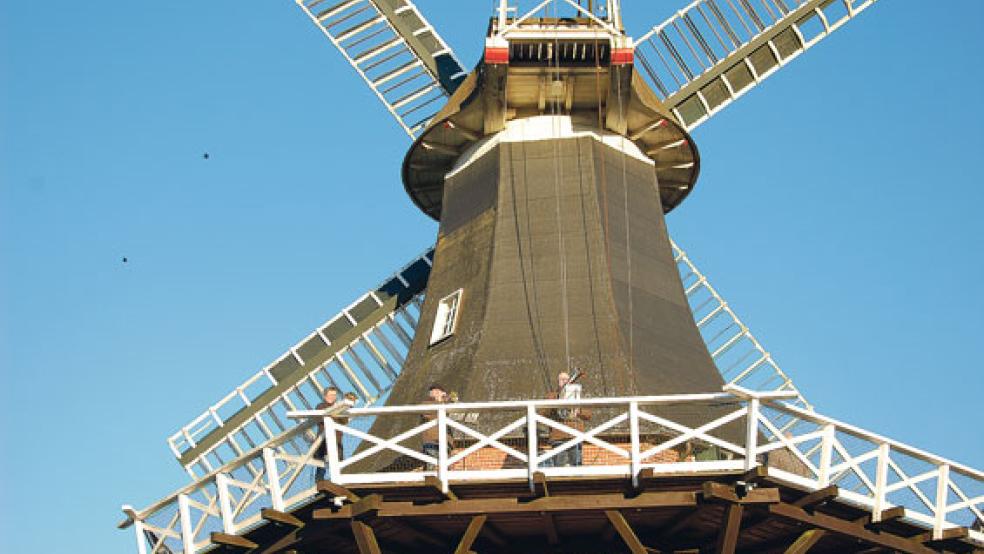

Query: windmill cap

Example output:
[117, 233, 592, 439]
[402, 65, 699, 222]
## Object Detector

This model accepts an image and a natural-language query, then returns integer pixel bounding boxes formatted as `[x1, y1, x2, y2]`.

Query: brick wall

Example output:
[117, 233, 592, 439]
[379, 434, 696, 472]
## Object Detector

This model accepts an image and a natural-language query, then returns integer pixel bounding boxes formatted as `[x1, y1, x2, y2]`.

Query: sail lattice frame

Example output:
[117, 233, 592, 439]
[635, 0, 879, 130]
[295, 0, 466, 138]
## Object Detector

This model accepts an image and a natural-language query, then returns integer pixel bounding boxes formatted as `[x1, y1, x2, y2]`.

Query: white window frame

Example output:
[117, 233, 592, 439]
[429, 289, 463, 345]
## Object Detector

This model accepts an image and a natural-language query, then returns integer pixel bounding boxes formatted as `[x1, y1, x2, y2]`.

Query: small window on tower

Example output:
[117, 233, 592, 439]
[430, 289, 463, 345]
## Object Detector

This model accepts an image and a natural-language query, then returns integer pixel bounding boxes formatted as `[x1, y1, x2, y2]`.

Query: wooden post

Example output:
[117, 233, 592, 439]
[784, 529, 825, 554]
[351, 520, 382, 554]
[715, 503, 743, 554]
[605, 510, 647, 554]
[454, 515, 488, 554]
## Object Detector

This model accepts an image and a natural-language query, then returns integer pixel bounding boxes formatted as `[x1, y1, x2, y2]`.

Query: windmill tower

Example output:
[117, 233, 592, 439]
[119, 2, 984, 553]
[378, 1, 730, 439]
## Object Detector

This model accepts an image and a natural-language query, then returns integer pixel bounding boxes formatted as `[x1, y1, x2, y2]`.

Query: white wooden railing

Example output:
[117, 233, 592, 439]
[122, 387, 983, 553]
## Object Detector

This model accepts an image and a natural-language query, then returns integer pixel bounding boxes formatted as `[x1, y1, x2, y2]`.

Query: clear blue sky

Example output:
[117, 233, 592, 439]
[1, 1, 982, 551]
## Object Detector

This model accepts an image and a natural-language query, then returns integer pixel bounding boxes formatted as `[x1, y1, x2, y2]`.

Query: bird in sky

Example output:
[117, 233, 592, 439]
[122, 257, 128, 263]
[203, 152, 210, 160]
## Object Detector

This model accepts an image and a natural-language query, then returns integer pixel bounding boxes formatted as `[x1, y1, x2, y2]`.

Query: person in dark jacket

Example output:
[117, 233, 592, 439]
[313, 387, 349, 482]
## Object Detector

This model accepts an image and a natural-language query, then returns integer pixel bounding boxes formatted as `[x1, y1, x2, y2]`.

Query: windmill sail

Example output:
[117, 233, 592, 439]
[295, 0, 467, 137]
[635, 0, 879, 130]
[167, 250, 433, 477]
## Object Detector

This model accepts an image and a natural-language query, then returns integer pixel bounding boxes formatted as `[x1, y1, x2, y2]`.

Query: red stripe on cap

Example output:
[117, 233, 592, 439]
[485, 47, 509, 64]
[611, 48, 634, 65]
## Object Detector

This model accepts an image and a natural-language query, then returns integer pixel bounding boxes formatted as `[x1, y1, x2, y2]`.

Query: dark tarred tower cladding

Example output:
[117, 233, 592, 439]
[370, 11, 734, 444]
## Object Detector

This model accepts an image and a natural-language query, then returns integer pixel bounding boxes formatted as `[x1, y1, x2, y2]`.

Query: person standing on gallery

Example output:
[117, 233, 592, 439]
[542, 371, 591, 467]
[313, 387, 347, 482]
[420, 383, 452, 470]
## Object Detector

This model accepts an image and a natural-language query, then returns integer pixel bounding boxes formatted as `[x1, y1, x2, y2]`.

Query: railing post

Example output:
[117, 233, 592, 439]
[177, 493, 195, 554]
[629, 401, 641, 487]
[133, 519, 149, 554]
[527, 403, 538, 492]
[324, 415, 342, 483]
[437, 406, 449, 493]
[610, 0, 623, 29]
[934, 463, 950, 540]
[818, 424, 835, 486]
[263, 448, 286, 512]
[872, 443, 890, 522]
[744, 397, 760, 471]
[215, 473, 236, 534]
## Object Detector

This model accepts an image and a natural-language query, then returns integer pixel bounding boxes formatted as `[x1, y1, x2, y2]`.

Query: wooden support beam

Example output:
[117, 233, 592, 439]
[317, 480, 360, 501]
[210, 532, 258, 550]
[853, 506, 905, 528]
[533, 471, 549, 497]
[605, 510, 648, 554]
[454, 515, 488, 554]
[636, 467, 655, 485]
[261, 508, 304, 528]
[350, 494, 383, 519]
[792, 485, 838, 511]
[767, 503, 937, 554]
[707, 481, 831, 551]
[351, 519, 382, 554]
[742, 466, 770, 483]
[314, 490, 698, 519]
[424, 475, 457, 500]
[729, 484, 819, 544]
[911, 526, 969, 545]
[714, 504, 743, 554]
[689, 483, 776, 552]
[783, 529, 826, 554]
[702, 481, 780, 505]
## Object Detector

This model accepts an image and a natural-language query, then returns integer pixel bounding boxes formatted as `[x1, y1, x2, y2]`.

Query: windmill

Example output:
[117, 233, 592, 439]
[119, 2, 984, 553]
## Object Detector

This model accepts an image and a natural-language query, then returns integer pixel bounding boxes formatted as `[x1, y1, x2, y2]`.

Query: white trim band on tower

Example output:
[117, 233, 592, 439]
[446, 115, 654, 179]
